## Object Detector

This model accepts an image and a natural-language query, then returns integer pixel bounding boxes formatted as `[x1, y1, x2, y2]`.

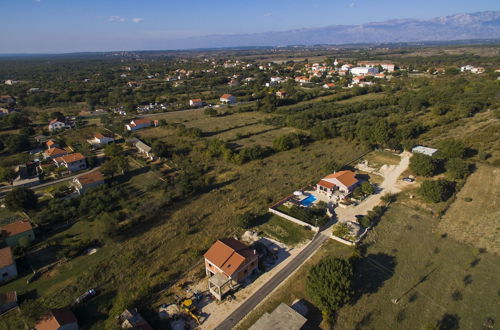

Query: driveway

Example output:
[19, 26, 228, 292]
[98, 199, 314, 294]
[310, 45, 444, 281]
[334, 151, 411, 223]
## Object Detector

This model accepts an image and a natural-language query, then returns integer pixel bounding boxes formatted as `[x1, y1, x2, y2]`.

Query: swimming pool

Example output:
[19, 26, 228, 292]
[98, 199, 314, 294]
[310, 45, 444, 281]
[300, 194, 317, 207]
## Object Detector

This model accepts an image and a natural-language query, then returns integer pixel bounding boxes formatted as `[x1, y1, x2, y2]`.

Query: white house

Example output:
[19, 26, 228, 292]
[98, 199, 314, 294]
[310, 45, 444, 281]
[72, 170, 105, 194]
[316, 170, 359, 202]
[88, 133, 114, 146]
[0, 247, 17, 284]
[412, 146, 438, 157]
[350, 67, 378, 76]
[53, 153, 87, 173]
[135, 140, 154, 160]
[189, 99, 203, 107]
[48, 119, 70, 132]
[358, 61, 395, 72]
[126, 118, 151, 131]
[220, 94, 236, 104]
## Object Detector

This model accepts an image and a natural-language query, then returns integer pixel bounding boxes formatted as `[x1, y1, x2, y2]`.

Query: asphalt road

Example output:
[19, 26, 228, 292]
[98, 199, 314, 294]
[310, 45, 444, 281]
[214, 232, 329, 330]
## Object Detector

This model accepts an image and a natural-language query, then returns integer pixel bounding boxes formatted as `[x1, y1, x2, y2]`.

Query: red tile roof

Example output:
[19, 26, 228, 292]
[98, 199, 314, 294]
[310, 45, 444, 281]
[46, 140, 57, 147]
[0, 220, 33, 238]
[204, 238, 256, 277]
[324, 170, 358, 187]
[44, 148, 67, 157]
[317, 179, 336, 189]
[54, 153, 86, 164]
[220, 94, 233, 99]
[76, 170, 104, 186]
[131, 118, 151, 126]
[0, 291, 17, 305]
[0, 247, 14, 268]
[36, 308, 78, 330]
[191, 98, 202, 102]
[94, 133, 105, 139]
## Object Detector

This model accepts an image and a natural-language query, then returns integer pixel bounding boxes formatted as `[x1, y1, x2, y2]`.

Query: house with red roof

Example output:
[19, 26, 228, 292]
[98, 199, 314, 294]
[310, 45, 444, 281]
[316, 170, 359, 202]
[323, 83, 336, 89]
[189, 98, 203, 107]
[88, 133, 114, 147]
[126, 118, 151, 131]
[46, 140, 59, 149]
[48, 119, 70, 132]
[0, 220, 35, 247]
[204, 238, 258, 300]
[0, 247, 17, 283]
[53, 153, 87, 173]
[220, 94, 236, 104]
[36, 308, 78, 330]
[72, 170, 105, 194]
[43, 147, 68, 160]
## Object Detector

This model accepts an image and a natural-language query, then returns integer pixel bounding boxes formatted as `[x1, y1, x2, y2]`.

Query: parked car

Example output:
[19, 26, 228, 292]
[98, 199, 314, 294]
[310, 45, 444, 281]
[73, 288, 97, 306]
[402, 177, 414, 182]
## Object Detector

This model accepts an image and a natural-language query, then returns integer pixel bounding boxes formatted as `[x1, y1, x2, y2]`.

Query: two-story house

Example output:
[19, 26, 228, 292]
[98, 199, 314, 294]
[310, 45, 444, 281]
[53, 153, 87, 173]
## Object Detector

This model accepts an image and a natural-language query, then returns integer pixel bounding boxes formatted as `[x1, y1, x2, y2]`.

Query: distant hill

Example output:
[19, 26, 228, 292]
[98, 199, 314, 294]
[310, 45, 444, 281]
[166, 11, 500, 49]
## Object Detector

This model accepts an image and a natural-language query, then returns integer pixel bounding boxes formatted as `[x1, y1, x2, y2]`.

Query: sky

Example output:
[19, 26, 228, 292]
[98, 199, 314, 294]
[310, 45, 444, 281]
[2, 0, 499, 53]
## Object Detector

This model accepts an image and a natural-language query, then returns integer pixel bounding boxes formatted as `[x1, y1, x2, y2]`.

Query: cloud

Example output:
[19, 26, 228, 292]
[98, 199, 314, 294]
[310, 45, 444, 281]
[263, 12, 272, 17]
[109, 16, 126, 22]
[349, 2, 356, 8]
[132, 18, 144, 23]
[34, 0, 41, 2]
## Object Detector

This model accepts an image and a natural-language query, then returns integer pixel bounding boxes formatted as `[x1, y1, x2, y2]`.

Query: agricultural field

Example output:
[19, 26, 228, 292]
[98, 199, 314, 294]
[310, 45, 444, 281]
[439, 164, 500, 255]
[238, 199, 500, 330]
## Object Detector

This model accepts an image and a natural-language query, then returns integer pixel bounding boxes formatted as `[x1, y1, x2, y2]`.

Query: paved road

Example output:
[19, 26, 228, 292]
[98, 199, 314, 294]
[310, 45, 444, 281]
[0, 166, 102, 197]
[214, 232, 329, 330]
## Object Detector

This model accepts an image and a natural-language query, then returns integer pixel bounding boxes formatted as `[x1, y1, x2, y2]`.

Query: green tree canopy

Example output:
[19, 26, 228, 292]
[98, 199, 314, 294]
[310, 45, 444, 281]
[361, 181, 375, 195]
[5, 187, 38, 211]
[410, 153, 438, 177]
[418, 179, 455, 203]
[0, 167, 16, 183]
[307, 257, 354, 321]
[438, 139, 466, 160]
[445, 158, 470, 180]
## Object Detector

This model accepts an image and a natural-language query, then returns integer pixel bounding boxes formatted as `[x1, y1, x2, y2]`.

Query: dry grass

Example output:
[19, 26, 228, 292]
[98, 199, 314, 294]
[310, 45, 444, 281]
[439, 164, 500, 255]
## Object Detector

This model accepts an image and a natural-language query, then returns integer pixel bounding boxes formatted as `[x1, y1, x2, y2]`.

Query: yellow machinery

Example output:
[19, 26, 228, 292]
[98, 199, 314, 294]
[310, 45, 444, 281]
[179, 298, 200, 325]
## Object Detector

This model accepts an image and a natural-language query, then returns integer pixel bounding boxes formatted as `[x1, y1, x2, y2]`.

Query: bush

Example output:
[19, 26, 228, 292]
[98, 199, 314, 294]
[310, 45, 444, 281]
[236, 212, 255, 229]
[324, 160, 341, 173]
[306, 257, 353, 322]
[445, 158, 470, 180]
[438, 139, 466, 160]
[361, 182, 375, 195]
[418, 179, 455, 203]
[410, 153, 438, 177]
[358, 216, 372, 228]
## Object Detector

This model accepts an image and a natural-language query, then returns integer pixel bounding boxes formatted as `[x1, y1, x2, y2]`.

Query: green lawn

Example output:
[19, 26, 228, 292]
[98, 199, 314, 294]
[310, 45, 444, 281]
[255, 215, 314, 246]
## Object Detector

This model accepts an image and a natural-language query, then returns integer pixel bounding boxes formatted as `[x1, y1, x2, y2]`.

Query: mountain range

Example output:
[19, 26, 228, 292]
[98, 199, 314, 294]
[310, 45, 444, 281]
[166, 11, 500, 49]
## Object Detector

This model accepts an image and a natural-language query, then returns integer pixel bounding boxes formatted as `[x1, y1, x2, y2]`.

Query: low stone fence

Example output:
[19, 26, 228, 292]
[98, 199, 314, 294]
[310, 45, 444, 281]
[268, 208, 319, 232]
[331, 227, 369, 246]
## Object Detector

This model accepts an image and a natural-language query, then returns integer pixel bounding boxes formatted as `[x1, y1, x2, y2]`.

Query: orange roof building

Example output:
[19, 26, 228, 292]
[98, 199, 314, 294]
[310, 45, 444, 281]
[204, 238, 258, 282]
[36, 308, 78, 330]
[0, 246, 18, 283]
[53, 153, 87, 173]
[72, 170, 105, 194]
[316, 170, 359, 200]
[0, 220, 35, 247]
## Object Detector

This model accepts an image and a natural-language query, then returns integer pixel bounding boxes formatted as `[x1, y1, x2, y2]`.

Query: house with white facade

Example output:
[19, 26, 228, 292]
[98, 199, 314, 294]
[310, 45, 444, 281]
[220, 94, 236, 104]
[53, 153, 87, 173]
[88, 133, 114, 147]
[0, 247, 17, 284]
[316, 170, 359, 202]
[48, 119, 71, 132]
[350, 67, 378, 76]
[126, 118, 151, 131]
[189, 99, 203, 107]
[72, 170, 105, 194]
[135, 140, 154, 160]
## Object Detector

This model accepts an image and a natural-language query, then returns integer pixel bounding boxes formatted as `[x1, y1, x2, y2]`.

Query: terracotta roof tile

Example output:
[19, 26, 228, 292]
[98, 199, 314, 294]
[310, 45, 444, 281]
[317, 179, 336, 189]
[54, 153, 86, 164]
[204, 238, 256, 277]
[324, 170, 358, 187]
[36, 308, 77, 330]
[0, 220, 32, 238]
[0, 247, 14, 268]
[76, 170, 104, 186]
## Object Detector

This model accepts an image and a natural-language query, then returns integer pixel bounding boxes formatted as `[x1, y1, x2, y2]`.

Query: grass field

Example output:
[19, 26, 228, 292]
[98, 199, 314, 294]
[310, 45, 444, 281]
[255, 214, 314, 246]
[439, 164, 500, 255]
[238, 199, 500, 330]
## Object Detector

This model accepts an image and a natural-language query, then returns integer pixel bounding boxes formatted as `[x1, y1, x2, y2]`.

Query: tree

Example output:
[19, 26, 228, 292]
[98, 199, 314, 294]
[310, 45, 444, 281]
[438, 139, 466, 160]
[361, 182, 375, 195]
[0, 167, 16, 183]
[410, 153, 438, 177]
[236, 212, 255, 229]
[5, 134, 31, 153]
[49, 111, 64, 120]
[104, 144, 123, 158]
[21, 299, 49, 326]
[306, 257, 353, 322]
[418, 179, 455, 203]
[445, 158, 469, 180]
[5, 187, 38, 211]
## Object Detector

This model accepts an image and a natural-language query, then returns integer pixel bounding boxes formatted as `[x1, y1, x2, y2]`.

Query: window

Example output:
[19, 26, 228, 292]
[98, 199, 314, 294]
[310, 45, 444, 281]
[2, 273, 8, 277]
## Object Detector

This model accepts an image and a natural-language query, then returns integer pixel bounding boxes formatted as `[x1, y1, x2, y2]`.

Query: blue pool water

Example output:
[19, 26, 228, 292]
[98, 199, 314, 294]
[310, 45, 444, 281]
[300, 195, 317, 207]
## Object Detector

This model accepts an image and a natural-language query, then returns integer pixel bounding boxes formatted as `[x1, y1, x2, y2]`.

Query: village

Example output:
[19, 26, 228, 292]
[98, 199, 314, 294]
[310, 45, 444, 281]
[0, 44, 499, 329]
